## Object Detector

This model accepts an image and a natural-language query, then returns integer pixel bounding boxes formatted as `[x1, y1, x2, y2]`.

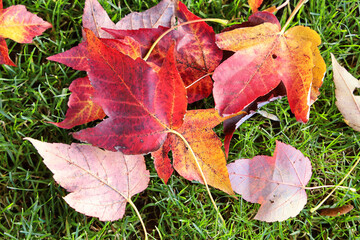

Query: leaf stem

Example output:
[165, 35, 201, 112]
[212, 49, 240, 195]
[185, 72, 213, 89]
[310, 157, 360, 213]
[276, 0, 290, 12]
[127, 198, 148, 240]
[280, 0, 308, 34]
[169, 129, 226, 227]
[143, 18, 229, 61]
[305, 185, 356, 192]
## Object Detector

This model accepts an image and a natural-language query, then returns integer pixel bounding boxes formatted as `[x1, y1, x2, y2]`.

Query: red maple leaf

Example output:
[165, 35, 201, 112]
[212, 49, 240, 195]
[47, 0, 179, 128]
[73, 29, 187, 155]
[104, 2, 222, 103]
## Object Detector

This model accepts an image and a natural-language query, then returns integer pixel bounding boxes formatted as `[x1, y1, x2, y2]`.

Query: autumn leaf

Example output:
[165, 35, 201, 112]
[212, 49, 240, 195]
[213, 12, 326, 123]
[331, 53, 360, 132]
[48, 77, 106, 129]
[151, 109, 235, 194]
[170, 109, 234, 195]
[0, 4, 51, 43]
[0, 2, 51, 65]
[48, 36, 142, 128]
[106, 2, 222, 103]
[227, 141, 312, 222]
[25, 138, 150, 222]
[73, 29, 187, 154]
[116, 0, 177, 30]
[248, 0, 263, 12]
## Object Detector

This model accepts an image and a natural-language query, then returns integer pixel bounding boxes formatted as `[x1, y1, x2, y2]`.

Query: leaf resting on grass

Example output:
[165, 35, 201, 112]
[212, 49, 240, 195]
[25, 138, 149, 222]
[227, 141, 312, 222]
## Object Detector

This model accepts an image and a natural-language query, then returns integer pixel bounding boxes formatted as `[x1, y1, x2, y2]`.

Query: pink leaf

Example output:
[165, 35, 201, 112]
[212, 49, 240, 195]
[25, 138, 149, 222]
[83, 0, 115, 38]
[116, 0, 177, 30]
[227, 141, 312, 222]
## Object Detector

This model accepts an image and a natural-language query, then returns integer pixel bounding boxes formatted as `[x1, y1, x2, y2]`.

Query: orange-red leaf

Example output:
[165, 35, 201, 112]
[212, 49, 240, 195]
[25, 138, 149, 221]
[0, 37, 15, 66]
[170, 109, 234, 195]
[213, 15, 325, 123]
[73, 30, 187, 154]
[227, 141, 312, 222]
[0, 5, 51, 43]
[248, 0, 263, 12]
[49, 77, 106, 129]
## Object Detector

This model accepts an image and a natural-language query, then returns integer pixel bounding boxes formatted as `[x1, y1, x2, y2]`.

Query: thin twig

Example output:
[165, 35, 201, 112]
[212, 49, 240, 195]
[280, 0, 308, 34]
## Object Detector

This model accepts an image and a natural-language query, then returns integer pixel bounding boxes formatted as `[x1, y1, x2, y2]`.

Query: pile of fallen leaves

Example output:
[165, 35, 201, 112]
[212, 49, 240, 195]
[3, 0, 356, 236]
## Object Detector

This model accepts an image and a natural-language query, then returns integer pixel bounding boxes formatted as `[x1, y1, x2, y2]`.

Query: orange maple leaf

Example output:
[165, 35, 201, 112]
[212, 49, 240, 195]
[153, 109, 235, 195]
[213, 13, 326, 123]
[248, 0, 263, 13]
[0, 1, 52, 65]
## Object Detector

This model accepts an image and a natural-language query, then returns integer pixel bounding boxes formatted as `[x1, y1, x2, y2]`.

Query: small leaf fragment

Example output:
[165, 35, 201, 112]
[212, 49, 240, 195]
[0, 37, 15, 66]
[25, 138, 149, 222]
[248, 0, 263, 13]
[151, 136, 173, 183]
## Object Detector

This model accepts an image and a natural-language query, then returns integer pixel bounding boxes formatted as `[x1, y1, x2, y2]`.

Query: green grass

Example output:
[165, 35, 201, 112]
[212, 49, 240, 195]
[1, 0, 359, 239]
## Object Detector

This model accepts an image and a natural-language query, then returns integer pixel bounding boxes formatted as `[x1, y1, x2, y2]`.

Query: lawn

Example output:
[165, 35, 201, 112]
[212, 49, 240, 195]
[0, 0, 359, 239]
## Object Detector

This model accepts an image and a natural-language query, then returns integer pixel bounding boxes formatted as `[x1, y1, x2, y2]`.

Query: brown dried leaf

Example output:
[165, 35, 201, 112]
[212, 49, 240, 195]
[318, 205, 354, 217]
